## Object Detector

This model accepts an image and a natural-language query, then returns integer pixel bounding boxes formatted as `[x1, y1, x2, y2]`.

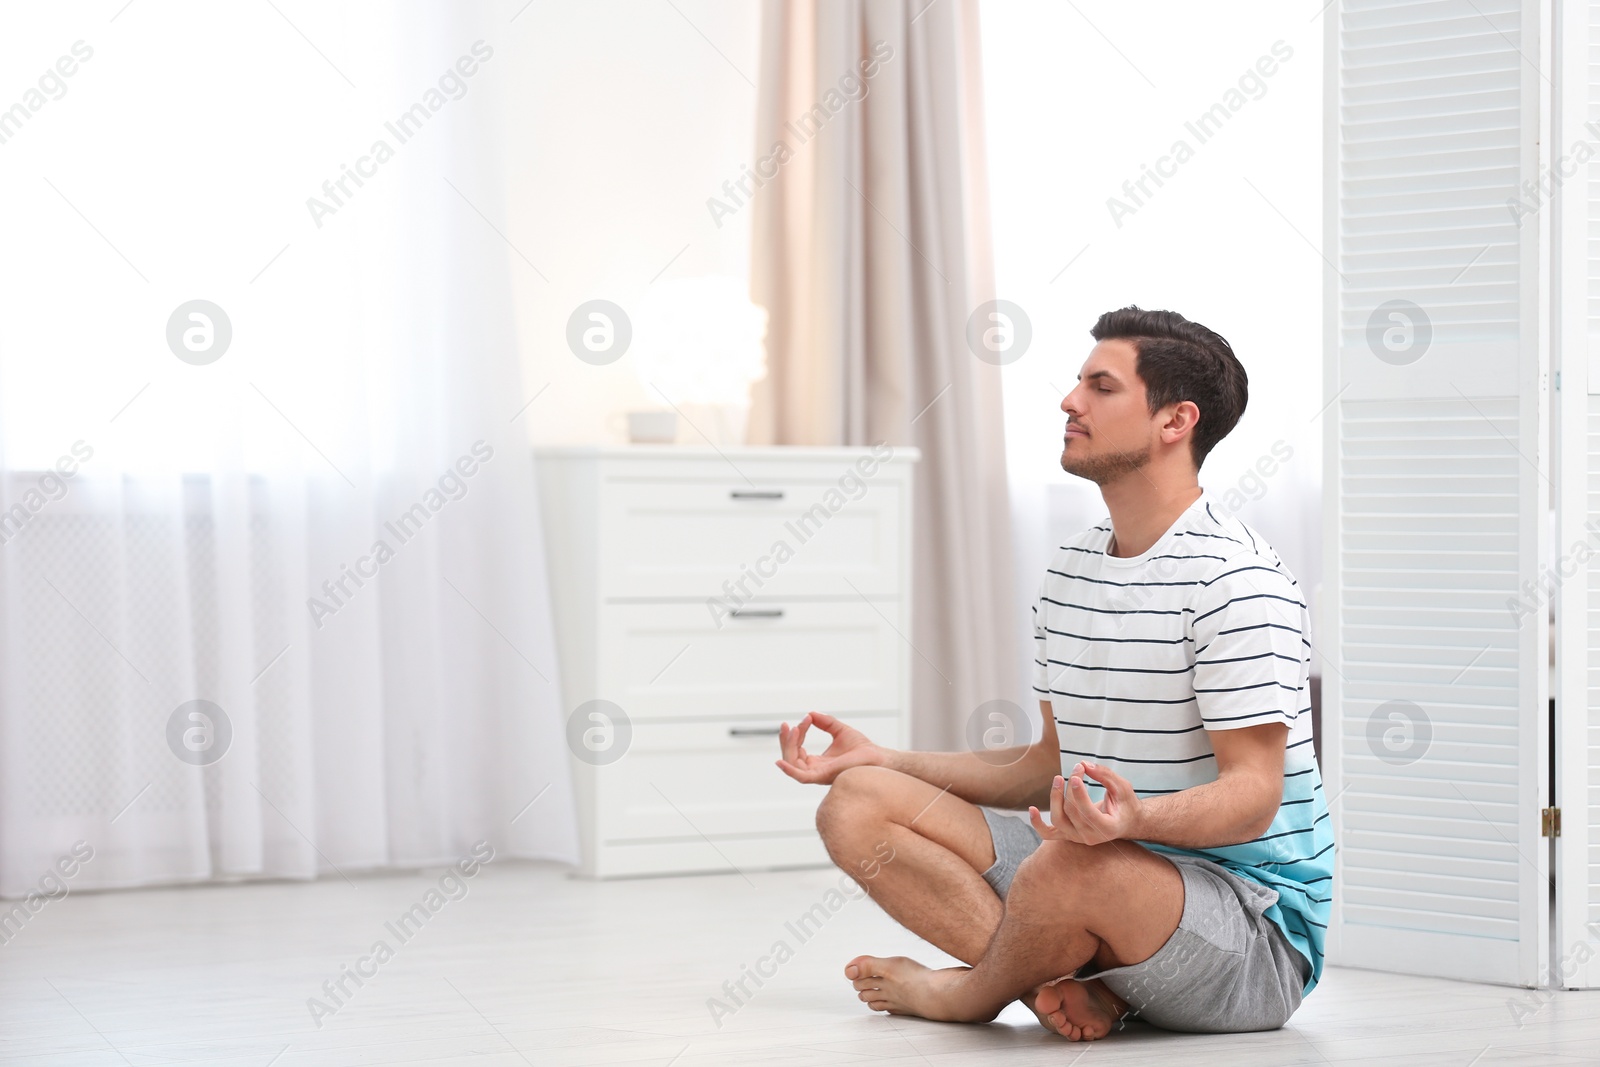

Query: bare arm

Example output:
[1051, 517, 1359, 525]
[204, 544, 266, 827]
[881, 700, 1061, 809]
[775, 701, 1061, 810]
[1028, 721, 1286, 849]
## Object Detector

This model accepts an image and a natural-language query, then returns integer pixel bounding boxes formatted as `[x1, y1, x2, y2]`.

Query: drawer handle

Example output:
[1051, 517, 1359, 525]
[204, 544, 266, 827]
[730, 490, 785, 500]
[728, 726, 782, 737]
[729, 608, 784, 619]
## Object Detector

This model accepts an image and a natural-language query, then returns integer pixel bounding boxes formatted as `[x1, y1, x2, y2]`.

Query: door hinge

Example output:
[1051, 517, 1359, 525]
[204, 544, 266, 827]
[1542, 807, 1562, 837]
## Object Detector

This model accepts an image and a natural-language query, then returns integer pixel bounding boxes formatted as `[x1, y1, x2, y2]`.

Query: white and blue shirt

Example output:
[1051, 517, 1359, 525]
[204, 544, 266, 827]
[1032, 489, 1333, 994]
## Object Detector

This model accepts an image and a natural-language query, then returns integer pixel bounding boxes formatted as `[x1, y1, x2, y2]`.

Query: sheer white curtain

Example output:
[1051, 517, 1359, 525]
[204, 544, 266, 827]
[0, 1, 576, 894]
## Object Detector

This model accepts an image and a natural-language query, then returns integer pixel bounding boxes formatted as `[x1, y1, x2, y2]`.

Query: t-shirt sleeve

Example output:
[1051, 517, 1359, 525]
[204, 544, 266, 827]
[1189, 554, 1308, 731]
[1032, 579, 1051, 696]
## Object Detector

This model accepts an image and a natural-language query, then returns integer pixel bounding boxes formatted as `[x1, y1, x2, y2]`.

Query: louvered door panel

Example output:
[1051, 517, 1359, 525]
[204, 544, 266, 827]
[1338, 399, 1523, 946]
[1324, 0, 1547, 986]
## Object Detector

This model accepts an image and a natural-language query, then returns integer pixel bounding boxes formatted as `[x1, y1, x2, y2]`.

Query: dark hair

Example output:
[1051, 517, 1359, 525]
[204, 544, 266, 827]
[1089, 305, 1247, 467]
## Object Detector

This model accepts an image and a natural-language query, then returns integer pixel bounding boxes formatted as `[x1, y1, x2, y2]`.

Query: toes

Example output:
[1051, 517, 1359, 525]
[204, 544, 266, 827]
[845, 955, 883, 982]
[848, 955, 886, 1009]
[1033, 983, 1063, 1015]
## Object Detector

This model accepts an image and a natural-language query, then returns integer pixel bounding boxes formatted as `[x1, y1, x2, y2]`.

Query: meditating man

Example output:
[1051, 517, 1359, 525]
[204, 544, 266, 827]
[774, 306, 1331, 1039]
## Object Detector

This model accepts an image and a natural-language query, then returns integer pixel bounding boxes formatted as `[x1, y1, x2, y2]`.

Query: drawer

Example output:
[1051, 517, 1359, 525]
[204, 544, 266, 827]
[594, 600, 905, 718]
[597, 474, 905, 599]
[596, 715, 904, 842]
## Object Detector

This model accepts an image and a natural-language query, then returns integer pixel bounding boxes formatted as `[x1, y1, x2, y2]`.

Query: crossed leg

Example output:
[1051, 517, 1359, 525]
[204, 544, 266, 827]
[815, 765, 1185, 1040]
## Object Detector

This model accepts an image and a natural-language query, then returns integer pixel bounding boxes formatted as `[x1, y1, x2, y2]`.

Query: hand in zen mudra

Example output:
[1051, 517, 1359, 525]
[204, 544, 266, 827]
[1029, 760, 1143, 845]
[774, 711, 885, 785]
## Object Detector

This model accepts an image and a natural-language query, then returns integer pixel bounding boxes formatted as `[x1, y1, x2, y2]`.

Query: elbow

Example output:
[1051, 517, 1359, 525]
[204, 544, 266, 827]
[1245, 793, 1281, 841]
[1032, 740, 1064, 785]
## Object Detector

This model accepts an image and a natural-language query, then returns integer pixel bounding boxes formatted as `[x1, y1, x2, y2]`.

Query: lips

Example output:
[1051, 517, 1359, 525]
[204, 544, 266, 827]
[1064, 425, 1089, 438]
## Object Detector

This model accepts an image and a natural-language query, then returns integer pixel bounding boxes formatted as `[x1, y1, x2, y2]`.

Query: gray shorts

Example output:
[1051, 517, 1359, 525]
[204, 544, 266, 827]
[980, 807, 1312, 1034]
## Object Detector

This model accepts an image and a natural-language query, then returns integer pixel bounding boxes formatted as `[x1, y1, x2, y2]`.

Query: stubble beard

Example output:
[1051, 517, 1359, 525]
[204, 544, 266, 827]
[1060, 440, 1153, 485]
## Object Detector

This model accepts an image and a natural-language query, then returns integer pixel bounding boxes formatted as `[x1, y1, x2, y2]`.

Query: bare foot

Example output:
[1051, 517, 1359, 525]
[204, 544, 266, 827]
[1019, 986, 1065, 1035]
[1030, 978, 1127, 1041]
[844, 955, 996, 1023]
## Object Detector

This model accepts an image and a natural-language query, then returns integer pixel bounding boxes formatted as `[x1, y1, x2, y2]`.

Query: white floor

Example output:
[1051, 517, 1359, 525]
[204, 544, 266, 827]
[4, 859, 1599, 1066]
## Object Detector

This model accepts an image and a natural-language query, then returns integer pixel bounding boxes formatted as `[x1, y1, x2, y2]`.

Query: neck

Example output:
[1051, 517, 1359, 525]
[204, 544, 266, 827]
[1101, 474, 1203, 558]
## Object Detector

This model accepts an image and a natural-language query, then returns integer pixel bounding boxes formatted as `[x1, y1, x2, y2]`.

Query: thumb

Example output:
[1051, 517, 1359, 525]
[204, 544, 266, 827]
[1090, 762, 1130, 801]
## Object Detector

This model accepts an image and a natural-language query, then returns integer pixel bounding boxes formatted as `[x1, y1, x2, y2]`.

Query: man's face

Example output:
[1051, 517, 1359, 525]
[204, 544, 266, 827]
[1059, 339, 1157, 484]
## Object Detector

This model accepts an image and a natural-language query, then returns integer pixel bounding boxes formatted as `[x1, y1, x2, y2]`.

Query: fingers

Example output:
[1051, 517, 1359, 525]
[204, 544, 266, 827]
[1056, 765, 1092, 834]
[1061, 764, 1090, 817]
[1064, 765, 1115, 843]
[1028, 805, 1070, 842]
[779, 716, 814, 765]
[1027, 776, 1069, 840]
[1074, 759, 1128, 825]
[809, 710, 851, 740]
[781, 712, 846, 756]
[774, 758, 819, 785]
[777, 717, 816, 784]
[1033, 763, 1129, 846]
[1079, 759, 1128, 799]
[1052, 772, 1074, 834]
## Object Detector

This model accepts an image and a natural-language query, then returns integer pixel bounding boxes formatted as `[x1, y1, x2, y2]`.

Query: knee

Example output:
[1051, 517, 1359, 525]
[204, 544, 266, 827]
[1009, 838, 1099, 897]
[815, 766, 896, 843]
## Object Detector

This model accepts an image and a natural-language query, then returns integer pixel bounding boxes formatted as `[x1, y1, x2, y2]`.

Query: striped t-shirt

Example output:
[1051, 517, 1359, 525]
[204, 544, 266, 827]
[1031, 490, 1333, 995]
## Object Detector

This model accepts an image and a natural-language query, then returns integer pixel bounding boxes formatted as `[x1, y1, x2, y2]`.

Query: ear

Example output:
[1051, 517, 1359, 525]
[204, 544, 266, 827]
[1160, 399, 1200, 447]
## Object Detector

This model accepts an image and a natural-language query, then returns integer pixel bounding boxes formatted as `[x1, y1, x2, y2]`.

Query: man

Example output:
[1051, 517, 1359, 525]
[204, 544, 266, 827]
[774, 306, 1332, 1039]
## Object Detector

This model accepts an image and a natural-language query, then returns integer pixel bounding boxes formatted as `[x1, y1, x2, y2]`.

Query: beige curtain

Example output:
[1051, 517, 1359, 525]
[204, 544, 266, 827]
[748, 0, 1019, 750]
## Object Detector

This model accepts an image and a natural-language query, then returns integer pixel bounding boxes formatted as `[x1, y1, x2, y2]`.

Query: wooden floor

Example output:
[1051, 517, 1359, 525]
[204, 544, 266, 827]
[4, 859, 1599, 1065]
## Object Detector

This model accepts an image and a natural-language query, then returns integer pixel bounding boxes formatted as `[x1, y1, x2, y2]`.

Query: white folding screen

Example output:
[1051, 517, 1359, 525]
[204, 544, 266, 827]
[1323, 0, 1549, 986]
[1554, 0, 1600, 991]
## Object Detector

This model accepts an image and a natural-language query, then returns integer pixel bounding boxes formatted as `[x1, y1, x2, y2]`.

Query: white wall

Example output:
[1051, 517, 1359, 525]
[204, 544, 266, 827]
[981, 1, 1327, 690]
[500, 0, 760, 446]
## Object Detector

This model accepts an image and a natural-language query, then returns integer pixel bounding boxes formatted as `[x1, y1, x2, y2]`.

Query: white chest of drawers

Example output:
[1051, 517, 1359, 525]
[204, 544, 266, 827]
[535, 445, 917, 878]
